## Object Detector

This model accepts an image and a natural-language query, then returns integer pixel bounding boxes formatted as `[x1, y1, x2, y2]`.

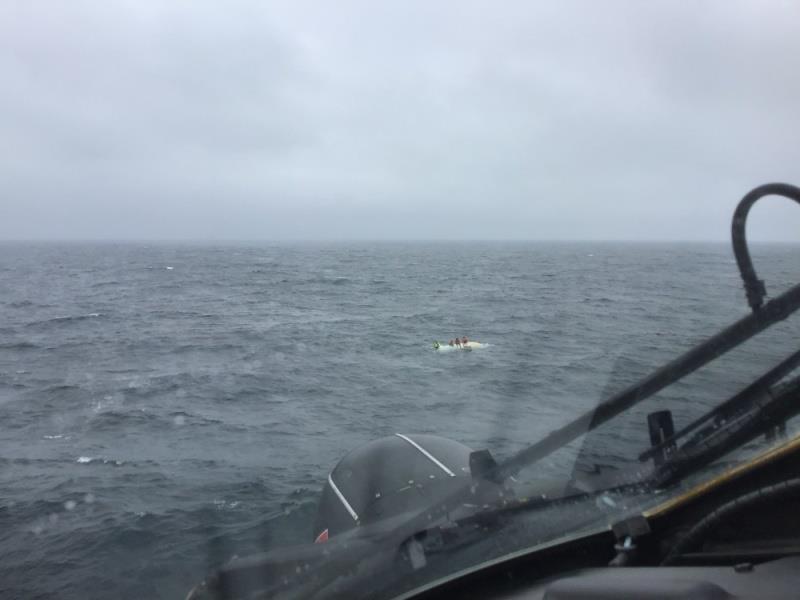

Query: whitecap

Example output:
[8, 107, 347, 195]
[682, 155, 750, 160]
[76, 456, 93, 463]
[43, 434, 64, 440]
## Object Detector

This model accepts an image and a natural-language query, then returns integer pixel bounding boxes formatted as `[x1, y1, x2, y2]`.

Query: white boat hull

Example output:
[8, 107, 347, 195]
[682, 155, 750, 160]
[434, 341, 485, 351]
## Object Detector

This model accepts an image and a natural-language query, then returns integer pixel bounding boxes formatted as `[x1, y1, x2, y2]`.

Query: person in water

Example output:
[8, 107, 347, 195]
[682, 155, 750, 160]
[448, 339, 455, 346]
[462, 336, 468, 345]
[455, 338, 461, 347]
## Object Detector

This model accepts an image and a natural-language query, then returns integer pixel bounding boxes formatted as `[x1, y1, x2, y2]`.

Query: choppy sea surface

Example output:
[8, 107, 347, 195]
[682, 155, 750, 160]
[1, 241, 799, 600]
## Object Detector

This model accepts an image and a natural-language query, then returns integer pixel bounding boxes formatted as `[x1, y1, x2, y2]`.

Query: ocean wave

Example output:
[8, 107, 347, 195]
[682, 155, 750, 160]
[295, 276, 353, 286]
[90, 277, 122, 286]
[7, 299, 36, 308]
[24, 313, 103, 330]
[88, 409, 166, 431]
[76, 456, 125, 466]
[0, 341, 39, 350]
[45, 383, 81, 392]
[5, 300, 60, 311]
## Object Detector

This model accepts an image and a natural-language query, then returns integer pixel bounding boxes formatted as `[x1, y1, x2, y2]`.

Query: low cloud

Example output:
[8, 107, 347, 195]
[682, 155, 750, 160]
[2, 1, 799, 240]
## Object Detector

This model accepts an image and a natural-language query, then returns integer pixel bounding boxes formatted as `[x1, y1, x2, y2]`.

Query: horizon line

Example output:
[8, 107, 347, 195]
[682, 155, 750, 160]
[1, 237, 799, 245]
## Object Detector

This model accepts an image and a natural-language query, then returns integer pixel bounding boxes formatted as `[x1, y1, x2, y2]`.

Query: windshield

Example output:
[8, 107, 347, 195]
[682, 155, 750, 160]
[2, 3, 800, 600]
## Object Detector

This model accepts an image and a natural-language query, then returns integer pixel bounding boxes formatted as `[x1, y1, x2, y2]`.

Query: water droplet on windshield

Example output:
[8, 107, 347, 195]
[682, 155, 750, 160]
[84, 493, 95, 504]
[64, 500, 77, 511]
[174, 415, 186, 426]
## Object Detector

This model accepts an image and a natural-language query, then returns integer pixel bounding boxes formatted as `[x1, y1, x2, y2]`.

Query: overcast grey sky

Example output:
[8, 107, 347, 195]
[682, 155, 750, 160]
[1, 1, 799, 241]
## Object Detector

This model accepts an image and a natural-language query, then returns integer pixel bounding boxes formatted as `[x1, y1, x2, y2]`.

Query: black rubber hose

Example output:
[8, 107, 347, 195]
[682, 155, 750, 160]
[661, 478, 800, 566]
[731, 183, 800, 311]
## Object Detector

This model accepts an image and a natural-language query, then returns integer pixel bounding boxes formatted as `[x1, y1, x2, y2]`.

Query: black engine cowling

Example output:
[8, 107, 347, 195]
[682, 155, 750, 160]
[313, 434, 475, 541]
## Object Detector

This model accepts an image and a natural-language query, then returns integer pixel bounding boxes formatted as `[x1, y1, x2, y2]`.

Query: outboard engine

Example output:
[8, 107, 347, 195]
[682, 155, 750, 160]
[313, 434, 475, 542]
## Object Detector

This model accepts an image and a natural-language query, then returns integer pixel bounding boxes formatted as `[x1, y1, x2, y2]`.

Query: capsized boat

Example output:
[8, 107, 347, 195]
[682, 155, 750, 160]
[433, 340, 486, 351]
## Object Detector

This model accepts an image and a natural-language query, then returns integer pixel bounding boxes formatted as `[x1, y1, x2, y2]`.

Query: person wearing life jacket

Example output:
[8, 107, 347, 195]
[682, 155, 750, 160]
[461, 336, 468, 345]
[449, 339, 455, 346]
[455, 337, 461, 347]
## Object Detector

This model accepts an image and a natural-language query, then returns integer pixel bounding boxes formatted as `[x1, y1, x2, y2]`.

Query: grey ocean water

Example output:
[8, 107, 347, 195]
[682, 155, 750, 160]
[1, 241, 799, 599]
